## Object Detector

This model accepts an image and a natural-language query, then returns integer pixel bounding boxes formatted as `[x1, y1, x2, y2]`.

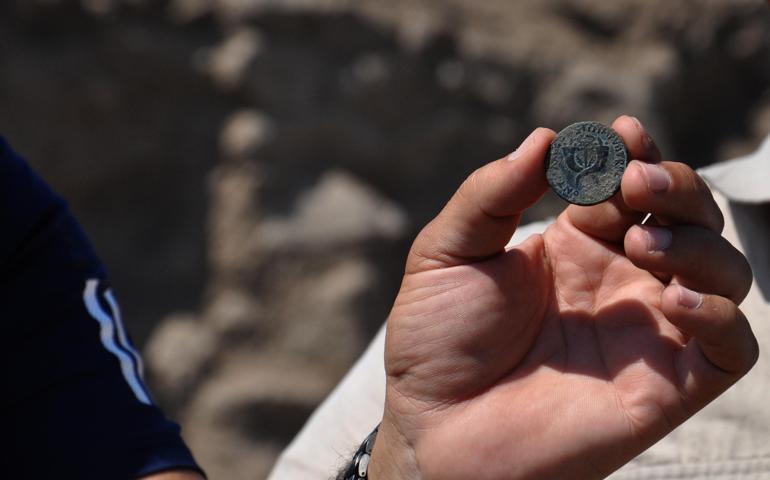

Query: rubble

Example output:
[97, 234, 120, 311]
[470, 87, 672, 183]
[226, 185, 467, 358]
[1, 0, 768, 477]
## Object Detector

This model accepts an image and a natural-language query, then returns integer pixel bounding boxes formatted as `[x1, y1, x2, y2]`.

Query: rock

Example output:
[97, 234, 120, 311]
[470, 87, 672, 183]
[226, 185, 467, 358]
[207, 162, 262, 276]
[169, 0, 213, 22]
[183, 356, 334, 479]
[144, 313, 219, 405]
[220, 109, 275, 159]
[267, 255, 379, 367]
[258, 169, 407, 252]
[3, 2, 770, 479]
[205, 288, 265, 336]
[200, 28, 264, 91]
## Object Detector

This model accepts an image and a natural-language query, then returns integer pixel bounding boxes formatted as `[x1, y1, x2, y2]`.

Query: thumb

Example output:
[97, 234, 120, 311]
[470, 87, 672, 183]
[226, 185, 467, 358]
[407, 127, 555, 274]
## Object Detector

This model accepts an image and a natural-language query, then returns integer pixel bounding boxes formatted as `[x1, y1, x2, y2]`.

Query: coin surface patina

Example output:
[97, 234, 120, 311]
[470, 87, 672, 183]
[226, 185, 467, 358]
[546, 122, 628, 206]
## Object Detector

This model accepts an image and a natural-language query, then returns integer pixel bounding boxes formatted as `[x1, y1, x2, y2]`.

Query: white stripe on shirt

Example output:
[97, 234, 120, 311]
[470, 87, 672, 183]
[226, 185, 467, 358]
[103, 288, 147, 381]
[83, 279, 152, 405]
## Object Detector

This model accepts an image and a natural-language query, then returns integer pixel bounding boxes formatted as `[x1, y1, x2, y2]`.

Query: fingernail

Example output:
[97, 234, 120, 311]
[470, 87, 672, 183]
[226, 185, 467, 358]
[677, 285, 703, 309]
[642, 225, 672, 252]
[636, 161, 671, 193]
[507, 130, 537, 161]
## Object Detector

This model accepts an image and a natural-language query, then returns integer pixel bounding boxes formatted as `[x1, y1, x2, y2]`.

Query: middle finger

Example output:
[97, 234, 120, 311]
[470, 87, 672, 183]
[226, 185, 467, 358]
[624, 224, 752, 303]
[621, 160, 724, 234]
[566, 115, 660, 242]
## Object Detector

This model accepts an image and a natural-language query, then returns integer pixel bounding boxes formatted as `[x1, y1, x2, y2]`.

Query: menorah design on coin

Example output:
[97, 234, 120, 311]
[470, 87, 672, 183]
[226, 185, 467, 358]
[546, 122, 628, 206]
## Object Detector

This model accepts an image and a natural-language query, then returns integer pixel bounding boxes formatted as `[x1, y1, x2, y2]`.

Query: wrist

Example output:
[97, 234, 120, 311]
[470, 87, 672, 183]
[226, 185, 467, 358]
[368, 416, 421, 480]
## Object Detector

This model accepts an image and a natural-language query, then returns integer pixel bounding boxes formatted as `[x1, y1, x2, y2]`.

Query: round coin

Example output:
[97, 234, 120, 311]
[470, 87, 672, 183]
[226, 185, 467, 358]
[546, 121, 628, 206]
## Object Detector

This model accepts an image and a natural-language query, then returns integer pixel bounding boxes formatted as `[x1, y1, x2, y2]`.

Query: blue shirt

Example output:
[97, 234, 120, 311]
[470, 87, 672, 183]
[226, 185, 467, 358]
[0, 136, 204, 479]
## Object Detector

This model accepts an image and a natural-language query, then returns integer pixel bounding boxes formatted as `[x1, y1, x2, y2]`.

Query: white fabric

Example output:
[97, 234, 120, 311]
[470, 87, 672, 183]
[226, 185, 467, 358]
[269, 139, 770, 480]
[268, 326, 387, 479]
[608, 188, 770, 480]
[699, 136, 770, 204]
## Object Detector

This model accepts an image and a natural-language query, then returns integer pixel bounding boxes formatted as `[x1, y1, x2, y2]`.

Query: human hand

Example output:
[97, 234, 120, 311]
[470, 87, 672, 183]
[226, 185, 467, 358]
[368, 116, 757, 479]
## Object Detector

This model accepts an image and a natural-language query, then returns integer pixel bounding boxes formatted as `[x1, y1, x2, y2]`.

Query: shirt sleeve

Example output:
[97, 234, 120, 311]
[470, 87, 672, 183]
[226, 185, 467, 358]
[268, 325, 386, 479]
[0, 136, 205, 479]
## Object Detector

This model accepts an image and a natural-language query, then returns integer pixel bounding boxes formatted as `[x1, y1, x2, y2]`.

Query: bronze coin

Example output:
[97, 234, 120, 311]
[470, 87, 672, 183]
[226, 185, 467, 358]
[546, 121, 628, 206]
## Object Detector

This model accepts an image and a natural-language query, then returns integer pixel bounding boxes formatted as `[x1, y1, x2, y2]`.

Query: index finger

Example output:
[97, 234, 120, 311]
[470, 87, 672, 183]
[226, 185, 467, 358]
[565, 115, 662, 242]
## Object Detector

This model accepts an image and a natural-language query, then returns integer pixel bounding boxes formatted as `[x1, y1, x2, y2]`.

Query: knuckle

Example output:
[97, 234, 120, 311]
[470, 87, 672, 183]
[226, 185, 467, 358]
[467, 166, 483, 188]
[668, 226, 705, 270]
[406, 222, 441, 271]
[460, 167, 484, 204]
[700, 295, 737, 334]
[683, 168, 724, 232]
[531, 126, 554, 142]
[667, 161, 696, 189]
[623, 225, 646, 256]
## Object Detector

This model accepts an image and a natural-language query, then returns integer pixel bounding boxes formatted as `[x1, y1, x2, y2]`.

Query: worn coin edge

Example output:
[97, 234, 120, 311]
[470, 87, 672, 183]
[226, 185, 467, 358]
[545, 121, 629, 206]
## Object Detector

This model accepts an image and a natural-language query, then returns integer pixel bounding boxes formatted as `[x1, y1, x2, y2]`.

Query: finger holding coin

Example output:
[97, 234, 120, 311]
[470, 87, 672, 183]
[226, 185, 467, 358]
[620, 160, 724, 234]
[561, 116, 662, 243]
[554, 116, 720, 244]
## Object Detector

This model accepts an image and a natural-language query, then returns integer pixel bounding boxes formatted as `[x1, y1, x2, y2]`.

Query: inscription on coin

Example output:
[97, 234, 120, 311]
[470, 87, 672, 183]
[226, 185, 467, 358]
[546, 121, 628, 206]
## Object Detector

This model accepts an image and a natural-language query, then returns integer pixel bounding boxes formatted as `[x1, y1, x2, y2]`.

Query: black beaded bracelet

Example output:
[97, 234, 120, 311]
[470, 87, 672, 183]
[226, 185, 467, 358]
[338, 424, 380, 480]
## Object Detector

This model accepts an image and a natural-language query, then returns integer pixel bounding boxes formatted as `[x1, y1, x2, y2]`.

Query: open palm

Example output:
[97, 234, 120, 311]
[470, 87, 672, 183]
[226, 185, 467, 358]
[371, 117, 756, 480]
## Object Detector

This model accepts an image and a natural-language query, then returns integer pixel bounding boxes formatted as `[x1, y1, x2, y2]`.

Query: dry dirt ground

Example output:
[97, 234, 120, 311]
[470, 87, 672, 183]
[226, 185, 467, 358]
[1, 0, 769, 477]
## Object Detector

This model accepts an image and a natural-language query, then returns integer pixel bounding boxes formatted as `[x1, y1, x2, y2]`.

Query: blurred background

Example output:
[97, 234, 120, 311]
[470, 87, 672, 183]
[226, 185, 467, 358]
[1, 0, 769, 477]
